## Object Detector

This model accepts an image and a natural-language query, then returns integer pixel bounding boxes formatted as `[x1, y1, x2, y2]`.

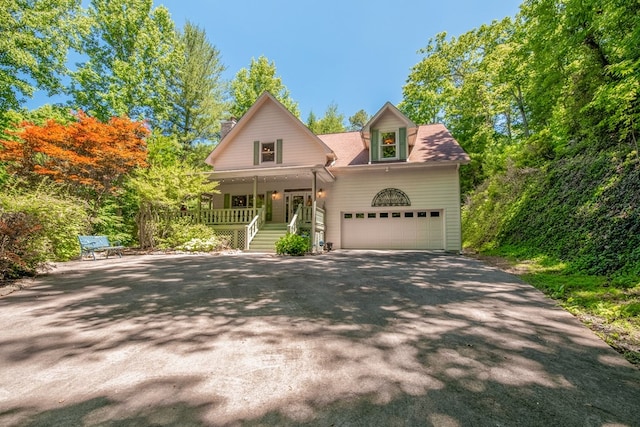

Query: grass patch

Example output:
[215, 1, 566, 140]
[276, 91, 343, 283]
[476, 252, 640, 367]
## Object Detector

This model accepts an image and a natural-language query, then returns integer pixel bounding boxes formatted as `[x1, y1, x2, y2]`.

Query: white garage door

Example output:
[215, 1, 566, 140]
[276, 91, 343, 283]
[341, 210, 444, 249]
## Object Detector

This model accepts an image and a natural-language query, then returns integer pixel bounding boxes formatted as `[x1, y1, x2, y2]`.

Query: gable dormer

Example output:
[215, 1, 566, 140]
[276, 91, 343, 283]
[205, 92, 335, 170]
[363, 102, 416, 163]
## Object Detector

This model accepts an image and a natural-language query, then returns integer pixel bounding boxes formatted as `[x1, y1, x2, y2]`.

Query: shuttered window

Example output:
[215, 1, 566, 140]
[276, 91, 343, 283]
[253, 140, 283, 164]
[371, 127, 407, 161]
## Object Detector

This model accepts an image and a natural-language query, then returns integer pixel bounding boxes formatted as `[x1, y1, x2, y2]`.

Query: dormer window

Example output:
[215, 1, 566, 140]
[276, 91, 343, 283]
[261, 142, 275, 163]
[380, 131, 397, 159]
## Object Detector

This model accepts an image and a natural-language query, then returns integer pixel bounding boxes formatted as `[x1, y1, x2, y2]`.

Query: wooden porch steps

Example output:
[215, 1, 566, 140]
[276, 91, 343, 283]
[248, 223, 288, 252]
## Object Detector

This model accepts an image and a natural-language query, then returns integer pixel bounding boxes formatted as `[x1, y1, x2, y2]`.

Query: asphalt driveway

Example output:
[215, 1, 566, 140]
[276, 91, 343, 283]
[0, 251, 638, 426]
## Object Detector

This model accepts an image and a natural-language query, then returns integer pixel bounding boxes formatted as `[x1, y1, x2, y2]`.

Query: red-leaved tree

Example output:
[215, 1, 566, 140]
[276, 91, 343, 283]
[0, 111, 149, 196]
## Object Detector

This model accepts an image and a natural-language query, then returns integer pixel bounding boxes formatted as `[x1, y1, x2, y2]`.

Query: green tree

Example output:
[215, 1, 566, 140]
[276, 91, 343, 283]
[0, 0, 82, 117]
[519, 0, 639, 147]
[400, 20, 524, 190]
[348, 109, 370, 131]
[308, 102, 345, 134]
[306, 110, 318, 132]
[21, 105, 76, 126]
[230, 56, 299, 118]
[166, 21, 227, 148]
[69, 0, 179, 124]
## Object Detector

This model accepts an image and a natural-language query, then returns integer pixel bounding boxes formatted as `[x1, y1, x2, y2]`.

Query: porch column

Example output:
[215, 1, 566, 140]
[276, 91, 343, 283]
[311, 170, 317, 253]
[252, 176, 257, 210]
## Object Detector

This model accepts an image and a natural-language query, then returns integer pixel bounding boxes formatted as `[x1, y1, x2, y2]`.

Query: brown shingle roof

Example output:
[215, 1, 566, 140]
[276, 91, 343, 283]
[408, 124, 470, 163]
[317, 124, 469, 167]
[317, 131, 368, 167]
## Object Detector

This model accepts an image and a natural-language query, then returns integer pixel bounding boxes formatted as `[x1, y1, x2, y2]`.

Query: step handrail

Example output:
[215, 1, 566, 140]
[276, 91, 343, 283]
[287, 204, 302, 235]
[244, 206, 265, 250]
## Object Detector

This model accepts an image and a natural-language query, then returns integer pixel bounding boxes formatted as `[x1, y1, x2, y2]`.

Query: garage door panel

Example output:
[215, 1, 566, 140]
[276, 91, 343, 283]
[341, 210, 444, 250]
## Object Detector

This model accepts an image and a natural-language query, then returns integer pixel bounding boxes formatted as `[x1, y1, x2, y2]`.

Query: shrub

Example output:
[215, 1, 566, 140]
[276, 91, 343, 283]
[157, 219, 219, 250]
[0, 211, 44, 281]
[275, 233, 310, 256]
[177, 235, 229, 253]
[0, 183, 90, 261]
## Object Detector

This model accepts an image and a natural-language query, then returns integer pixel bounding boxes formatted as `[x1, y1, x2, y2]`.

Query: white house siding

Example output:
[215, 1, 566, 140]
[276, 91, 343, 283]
[324, 165, 462, 252]
[212, 102, 327, 171]
[371, 110, 405, 131]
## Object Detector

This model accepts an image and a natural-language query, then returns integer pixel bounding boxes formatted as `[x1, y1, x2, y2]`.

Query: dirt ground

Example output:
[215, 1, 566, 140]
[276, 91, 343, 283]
[1, 251, 639, 426]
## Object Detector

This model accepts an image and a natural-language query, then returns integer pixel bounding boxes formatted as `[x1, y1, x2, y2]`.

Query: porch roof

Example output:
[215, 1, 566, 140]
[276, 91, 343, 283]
[207, 164, 336, 183]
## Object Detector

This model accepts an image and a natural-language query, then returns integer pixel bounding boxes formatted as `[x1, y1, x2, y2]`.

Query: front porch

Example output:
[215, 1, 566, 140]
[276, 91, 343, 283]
[180, 204, 326, 252]
[183, 165, 333, 252]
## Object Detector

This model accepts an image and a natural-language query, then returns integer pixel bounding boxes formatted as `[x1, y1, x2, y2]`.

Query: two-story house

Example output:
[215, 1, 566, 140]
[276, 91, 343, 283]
[201, 91, 469, 252]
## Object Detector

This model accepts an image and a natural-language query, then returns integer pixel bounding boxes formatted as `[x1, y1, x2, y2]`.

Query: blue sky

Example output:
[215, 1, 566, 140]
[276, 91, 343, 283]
[29, 0, 522, 123]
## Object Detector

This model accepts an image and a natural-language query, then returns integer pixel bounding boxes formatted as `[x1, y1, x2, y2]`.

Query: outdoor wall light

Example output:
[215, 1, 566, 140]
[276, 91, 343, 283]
[317, 188, 324, 198]
[271, 191, 278, 199]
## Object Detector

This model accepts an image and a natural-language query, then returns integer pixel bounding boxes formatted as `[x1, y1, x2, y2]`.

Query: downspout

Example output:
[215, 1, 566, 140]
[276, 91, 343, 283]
[311, 170, 317, 253]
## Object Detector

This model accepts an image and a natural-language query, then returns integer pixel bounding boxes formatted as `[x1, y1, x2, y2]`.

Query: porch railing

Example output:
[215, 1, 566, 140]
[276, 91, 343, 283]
[315, 206, 325, 231]
[244, 207, 266, 250]
[180, 208, 260, 225]
[288, 205, 325, 235]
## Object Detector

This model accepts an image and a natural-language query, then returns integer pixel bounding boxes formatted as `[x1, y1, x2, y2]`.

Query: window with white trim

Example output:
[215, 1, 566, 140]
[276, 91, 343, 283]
[232, 194, 265, 208]
[380, 131, 397, 159]
[261, 142, 275, 163]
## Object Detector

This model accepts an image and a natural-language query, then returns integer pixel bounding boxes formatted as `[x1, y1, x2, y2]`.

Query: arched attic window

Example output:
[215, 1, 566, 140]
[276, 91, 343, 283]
[371, 188, 411, 207]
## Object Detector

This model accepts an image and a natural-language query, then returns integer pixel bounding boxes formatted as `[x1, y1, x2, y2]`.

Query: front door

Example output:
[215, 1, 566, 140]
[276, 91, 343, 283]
[285, 191, 312, 223]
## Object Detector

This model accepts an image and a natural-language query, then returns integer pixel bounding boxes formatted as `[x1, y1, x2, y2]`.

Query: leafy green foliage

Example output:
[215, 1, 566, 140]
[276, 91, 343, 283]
[125, 154, 218, 249]
[158, 218, 221, 251]
[275, 233, 309, 256]
[400, 19, 526, 192]
[69, 0, 179, 124]
[520, 0, 640, 146]
[92, 195, 136, 247]
[0, 0, 82, 116]
[307, 103, 346, 134]
[0, 181, 90, 261]
[348, 109, 370, 131]
[464, 147, 640, 278]
[166, 21, 227, 147]
[230, 56, 299, 118]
